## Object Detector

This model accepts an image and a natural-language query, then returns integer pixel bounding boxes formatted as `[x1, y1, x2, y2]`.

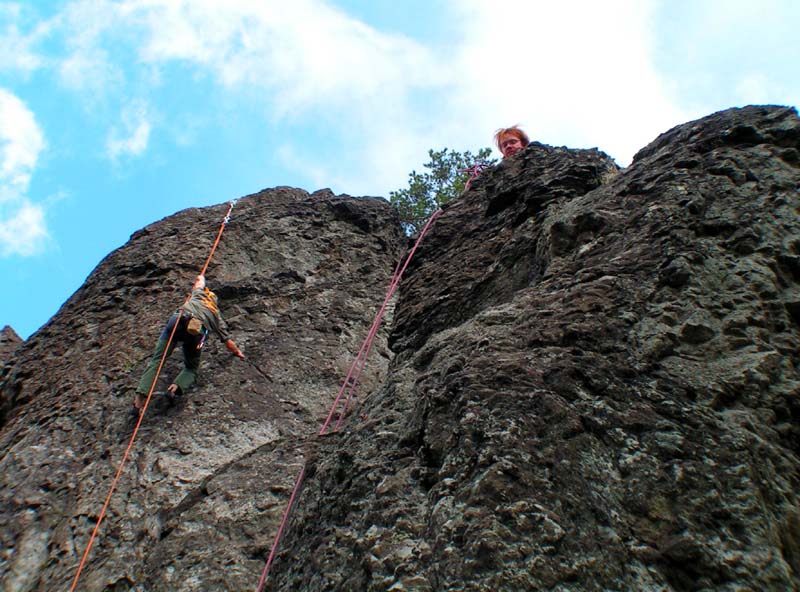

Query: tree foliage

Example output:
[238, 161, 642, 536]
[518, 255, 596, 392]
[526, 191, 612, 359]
[390, 147, 495, 234]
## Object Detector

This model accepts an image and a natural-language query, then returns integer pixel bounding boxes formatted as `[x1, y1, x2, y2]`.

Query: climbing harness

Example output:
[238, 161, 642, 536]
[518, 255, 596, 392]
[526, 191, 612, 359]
[254, 208, 442, 592]
[197, 326, 209, 350]
[69, 200, 237, 592]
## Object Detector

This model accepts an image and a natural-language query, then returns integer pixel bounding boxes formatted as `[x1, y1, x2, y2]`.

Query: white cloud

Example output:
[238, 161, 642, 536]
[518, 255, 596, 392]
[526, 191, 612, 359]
[0, 88, 48, 256]
[9, 0, 793, 200]
[266, 0, 689, 190]
[0, 200, 47, 256]
[107, 100, 152, 159]
[2, 0, 445, 194]
[0, 5, 43, 73]
[120, 0, 440, 111]
[438, 0, 688, 166]
[58, 47, 119, 93]
[736, 75, 770, 105]
[107, 0, 449, 193]
[56, 0, 125, 94]
[7, 0, 682, 193]
[651, 0, 800, 114]
[0, 91, 43, 190]
[0, 2, 122, 91]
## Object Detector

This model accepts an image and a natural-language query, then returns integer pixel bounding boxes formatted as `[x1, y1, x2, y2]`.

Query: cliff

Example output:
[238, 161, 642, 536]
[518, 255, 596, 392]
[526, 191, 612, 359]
[0, 326, 22, 365]
[1, 105, 800, 591]
[0, 188, 405, 590]
[271, 105, 800, 591]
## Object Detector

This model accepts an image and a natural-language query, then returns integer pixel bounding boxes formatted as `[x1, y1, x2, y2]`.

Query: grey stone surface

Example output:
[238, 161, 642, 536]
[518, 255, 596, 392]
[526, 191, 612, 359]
[270, 106, 800, 591]
[2, 105, 799, 592]
[0, 187, 404, 591]
[0, 326, 22, 365]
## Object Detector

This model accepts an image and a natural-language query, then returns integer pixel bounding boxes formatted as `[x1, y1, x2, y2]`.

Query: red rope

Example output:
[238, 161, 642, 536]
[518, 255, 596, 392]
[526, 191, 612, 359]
[332, 264, 401, 431]
[69, 200, 236, 592]
[254, 208, 442, 591]
[327, 208, 441, 432]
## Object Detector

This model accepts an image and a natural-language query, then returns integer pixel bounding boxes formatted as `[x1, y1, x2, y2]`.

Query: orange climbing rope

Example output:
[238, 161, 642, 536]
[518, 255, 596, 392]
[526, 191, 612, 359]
[254, 208, 442, 592]
[69, 200, 236, 592]
[200, 202, 235, 277]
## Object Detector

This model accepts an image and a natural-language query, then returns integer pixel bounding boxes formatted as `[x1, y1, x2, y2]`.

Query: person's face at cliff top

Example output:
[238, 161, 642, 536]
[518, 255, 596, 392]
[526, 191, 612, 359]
[500, 134, 524, 158]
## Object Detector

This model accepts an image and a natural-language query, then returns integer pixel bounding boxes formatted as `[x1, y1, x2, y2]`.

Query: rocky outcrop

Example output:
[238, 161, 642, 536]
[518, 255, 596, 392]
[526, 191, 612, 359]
[269, 106, 800, 591]
[0, 188, 404, 591]
[2, 105, 799, 592]
[0, 326, 22, 364]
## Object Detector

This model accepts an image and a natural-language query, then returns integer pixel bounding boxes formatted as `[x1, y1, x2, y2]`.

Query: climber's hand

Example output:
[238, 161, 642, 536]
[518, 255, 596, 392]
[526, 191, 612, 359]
[226, 339, 245, 359]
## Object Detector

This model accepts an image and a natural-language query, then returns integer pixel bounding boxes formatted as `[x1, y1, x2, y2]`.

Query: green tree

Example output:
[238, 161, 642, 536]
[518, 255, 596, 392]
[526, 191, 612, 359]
[390, 147, 495, 234]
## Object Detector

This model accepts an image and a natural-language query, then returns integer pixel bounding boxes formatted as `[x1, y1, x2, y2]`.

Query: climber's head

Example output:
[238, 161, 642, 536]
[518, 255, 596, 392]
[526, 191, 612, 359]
[495, 126, 529, 159]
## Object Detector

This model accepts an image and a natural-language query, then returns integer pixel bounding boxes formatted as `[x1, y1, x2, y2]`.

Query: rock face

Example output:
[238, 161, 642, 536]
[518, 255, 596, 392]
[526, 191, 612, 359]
[269, 106, 800, 591]
[0, 188, 405, 591]
[1, 105, 799, 592]
[0, 326, 22, 365]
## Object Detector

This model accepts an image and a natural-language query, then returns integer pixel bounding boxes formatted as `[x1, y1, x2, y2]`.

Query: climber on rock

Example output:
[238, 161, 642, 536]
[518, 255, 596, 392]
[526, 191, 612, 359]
[495, 125, 530, 159]
[132, 274, 245, 416]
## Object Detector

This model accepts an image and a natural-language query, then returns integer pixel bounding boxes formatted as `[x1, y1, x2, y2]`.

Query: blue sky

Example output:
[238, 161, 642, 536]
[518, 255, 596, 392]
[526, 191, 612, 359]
[1, 0, 798, 339]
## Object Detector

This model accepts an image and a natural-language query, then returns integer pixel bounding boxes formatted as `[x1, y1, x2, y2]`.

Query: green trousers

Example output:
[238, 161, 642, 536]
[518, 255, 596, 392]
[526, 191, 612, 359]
[137, 313, 203, 395]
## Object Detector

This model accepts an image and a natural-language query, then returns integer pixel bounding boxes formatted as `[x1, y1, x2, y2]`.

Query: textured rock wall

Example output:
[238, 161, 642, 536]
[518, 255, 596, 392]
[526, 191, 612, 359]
[2, 106, 799, 592]
[0, 327, 22, 366]
[270, 106, 800, 591]
[0, 188, 404, 591]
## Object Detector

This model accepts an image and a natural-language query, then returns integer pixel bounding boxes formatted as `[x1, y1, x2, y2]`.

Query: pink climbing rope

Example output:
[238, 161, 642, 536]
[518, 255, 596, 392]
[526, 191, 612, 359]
[254, 208, 442, 591]
[330, 208, 442, 431]
[460, 163, 489, 191]
[254, 466, 306, 592]
[328, 257, 404, 432]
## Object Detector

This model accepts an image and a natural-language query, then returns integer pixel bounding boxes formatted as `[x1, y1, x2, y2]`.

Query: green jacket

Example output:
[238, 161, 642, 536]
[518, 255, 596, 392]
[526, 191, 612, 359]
[183, 287, 231, 343]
